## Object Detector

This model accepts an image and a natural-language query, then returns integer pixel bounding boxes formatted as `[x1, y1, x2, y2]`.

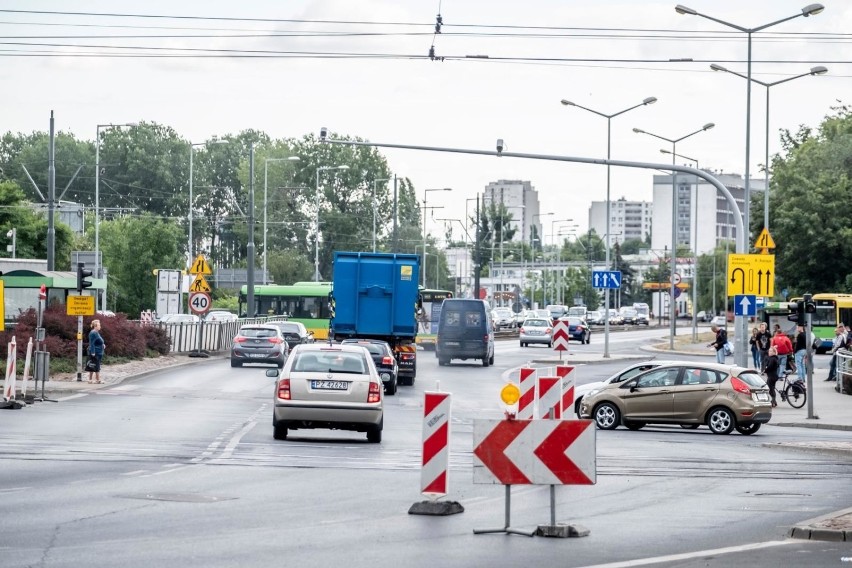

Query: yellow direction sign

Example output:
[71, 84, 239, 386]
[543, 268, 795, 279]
[754, 228, 776, 253]
[190, 254, 212, 275]
[726, 254, 775, 297]
[189, 274, 212, 293]
[66, 295, 96, 316]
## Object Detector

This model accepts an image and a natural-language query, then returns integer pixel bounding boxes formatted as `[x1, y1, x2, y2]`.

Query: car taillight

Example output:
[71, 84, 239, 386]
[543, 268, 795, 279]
[234, 336, 248, 343]
[382, 356, 394, 365]
[277, 378, 291, 400]
[268, 337, 283, 344]
[400, 353, 414, 361]
[520, 327, 526, 334]
[484, 334, 490, 342]
[367, 381, 381, 403]
[577, 325, 585, 331]
[546, 327, 552, 334]
[730, 377, 751, 395]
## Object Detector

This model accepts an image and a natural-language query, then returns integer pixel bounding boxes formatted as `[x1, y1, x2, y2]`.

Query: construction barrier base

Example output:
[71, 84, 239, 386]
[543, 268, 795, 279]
[408, 500, 464, 516]
[535, 523, 590, 538]
[1, 400, 25, 410]
[188, 350, 211, 358]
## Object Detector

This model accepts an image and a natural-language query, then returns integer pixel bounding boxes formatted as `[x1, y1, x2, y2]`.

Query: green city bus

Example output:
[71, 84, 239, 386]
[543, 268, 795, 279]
[797, 293, 852, 353]
[238, 282, 332, 340]
[417, 288, 454, 349]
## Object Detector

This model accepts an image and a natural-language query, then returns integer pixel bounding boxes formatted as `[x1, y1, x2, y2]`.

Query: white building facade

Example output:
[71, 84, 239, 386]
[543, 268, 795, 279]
[483, 180, 542, 244]
[588, 197, 653, 243]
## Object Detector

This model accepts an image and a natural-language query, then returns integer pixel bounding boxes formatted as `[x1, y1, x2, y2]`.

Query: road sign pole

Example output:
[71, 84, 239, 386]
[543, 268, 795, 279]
[76, 315, 83, 382]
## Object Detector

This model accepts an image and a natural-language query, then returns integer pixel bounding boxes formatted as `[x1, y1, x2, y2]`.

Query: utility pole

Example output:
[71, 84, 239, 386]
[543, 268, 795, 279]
[246, 143, 255, 317]
[47, 111, 56, 270]
[473, 195, 481, 299]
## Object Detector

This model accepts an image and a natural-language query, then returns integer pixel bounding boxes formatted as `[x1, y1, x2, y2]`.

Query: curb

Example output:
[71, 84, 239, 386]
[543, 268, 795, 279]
[788, 506, 852, 542]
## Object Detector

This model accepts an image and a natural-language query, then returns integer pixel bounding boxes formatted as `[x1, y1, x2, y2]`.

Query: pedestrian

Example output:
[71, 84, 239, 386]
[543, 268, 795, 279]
[87, 319, 105, 384]
[771, 326, 793, 376]
[764, 345, 780, 407]
[826, 324, 847, 382]
[749, 327, 761, 369]
[793, 324, 808, 383]
[756, 322, 772, 371]
[708, 324, 727, 364]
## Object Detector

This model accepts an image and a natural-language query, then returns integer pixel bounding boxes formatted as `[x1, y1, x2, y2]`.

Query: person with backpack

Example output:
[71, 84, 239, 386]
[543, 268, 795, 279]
[708, 324, 727, 364]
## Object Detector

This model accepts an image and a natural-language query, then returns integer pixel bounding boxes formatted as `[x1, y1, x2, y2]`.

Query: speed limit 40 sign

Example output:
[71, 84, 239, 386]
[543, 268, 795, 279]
[188, 292, 211, 314]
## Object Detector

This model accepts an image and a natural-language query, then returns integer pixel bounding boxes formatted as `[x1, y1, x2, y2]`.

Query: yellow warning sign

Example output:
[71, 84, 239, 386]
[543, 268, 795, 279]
[726, 254, 775, 297]
[190, 254, 212, 275]
[66, 295, 96, 316]
[754, 228, 775, 252]
[189, 274, 212, 293]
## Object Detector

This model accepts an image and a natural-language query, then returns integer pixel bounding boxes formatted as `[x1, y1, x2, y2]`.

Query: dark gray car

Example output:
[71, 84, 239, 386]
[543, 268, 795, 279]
[231, 324, 288, 368]
[269, 321, 315, 350]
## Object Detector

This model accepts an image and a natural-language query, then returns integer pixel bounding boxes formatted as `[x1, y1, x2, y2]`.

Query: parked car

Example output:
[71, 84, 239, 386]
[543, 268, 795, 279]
[230, 324, 288, 368]
[205, 310, 238, 322]
[519, 318, 553, 347]
[268, 321, 315, 349]
[340, 339, 399, 395]
[710, 315, 727, 327]
[561, 316, 591, 344]
[572, 360, 679, 416]
[579, 362, 772, 435]
[492, 308, 514, 330]
[696, 311, 713, 322]
[159, 313, 200, 324]
[270, 343, 383, 443]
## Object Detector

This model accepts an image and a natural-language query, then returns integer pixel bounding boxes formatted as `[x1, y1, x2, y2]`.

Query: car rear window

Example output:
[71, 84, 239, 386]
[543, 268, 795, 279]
[293, 352, 366, 373]
[240, 328, 277, 338]
[525, 319, 548, 327]
[344, 342, 384, 356]
[278, 323, 300, 333]
[444, 310, 482, 327]
[734, 371, 767, 388]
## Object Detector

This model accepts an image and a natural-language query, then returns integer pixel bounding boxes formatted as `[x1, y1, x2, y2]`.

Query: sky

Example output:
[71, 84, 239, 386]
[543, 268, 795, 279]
[2, 0, 849, 243]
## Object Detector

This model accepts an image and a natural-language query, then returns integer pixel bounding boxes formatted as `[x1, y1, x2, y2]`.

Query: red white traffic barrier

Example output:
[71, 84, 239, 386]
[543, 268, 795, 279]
[518, 367, 536, 420]
[421, 391, 452, 497]
[3, 336, 17, 401]
[556, 365, 575, 419]
[536, 376, 561, 419]
[20, 337, 32, 400]
[552, 320, 570, 352]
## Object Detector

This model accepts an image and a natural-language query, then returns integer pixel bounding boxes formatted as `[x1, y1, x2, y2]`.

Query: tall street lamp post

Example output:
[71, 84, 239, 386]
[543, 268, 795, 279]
[423, 188, 452, 287]
[561, 96, 656, 357]
[371, 178, 390, 252]
[189, 138, 229, 264]
[437, 218, 473, 297]
[710, 64, 827, 233]
[676, 3, 824, 244]
[263, 156, 301, 284]
[532, 212, 553, 308]
[551, 218, 573, 305]
[314, 165, 349, 282]
[660, 149, 700, 342]
[95, 122, 136, 311]
[634, 122, 715, 350]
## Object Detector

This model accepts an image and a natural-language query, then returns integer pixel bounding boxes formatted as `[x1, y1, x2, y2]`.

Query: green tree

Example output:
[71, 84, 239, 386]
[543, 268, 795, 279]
[770, 104, 852, 295]
[267, 249, 313, 285]
[0, 180, 74, 266]
[97, 215, 185, 315]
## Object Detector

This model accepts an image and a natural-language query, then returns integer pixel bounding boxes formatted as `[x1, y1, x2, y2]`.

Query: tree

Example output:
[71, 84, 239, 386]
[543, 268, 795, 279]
[267, 250, 313, 285]
[770, 104, 852, 295]
[0, 180, 74, 266]
[97, 214, 185, 316]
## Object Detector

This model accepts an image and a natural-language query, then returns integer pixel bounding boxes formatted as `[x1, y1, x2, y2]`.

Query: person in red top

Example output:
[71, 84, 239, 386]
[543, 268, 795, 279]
[770, 327, 794, 375]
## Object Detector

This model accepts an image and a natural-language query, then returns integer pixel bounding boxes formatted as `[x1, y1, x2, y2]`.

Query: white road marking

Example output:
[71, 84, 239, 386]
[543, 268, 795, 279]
[575, 539, 796, 568]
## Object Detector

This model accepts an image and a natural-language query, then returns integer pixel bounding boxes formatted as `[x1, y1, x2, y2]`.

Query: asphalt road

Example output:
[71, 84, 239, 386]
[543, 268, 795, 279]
[0, 328, 849, 567]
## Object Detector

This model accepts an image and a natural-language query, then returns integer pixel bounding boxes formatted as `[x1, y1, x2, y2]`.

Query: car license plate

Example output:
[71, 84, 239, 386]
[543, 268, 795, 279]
[754, 392, 770, 402]
[445, 341, 460, 347]
[249, 353, 266, 358]
[311, 380, 349, 390]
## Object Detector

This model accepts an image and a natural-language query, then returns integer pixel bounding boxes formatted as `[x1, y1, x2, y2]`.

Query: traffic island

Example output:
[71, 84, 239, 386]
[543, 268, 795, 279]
[408, 500, 464, 516]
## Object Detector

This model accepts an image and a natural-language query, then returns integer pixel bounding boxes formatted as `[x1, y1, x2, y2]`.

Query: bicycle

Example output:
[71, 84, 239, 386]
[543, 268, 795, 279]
[777, 370, 807, 409]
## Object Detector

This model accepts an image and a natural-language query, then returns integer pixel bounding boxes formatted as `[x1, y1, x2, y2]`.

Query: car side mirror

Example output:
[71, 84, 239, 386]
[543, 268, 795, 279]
[266, 369, 280, 378]
[630, 385, 639, 393]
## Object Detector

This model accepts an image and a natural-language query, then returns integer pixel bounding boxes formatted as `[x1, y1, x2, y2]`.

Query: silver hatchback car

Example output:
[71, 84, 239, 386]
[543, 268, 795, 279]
[271, 344, 384, 443]
[519, 318, 552, 347]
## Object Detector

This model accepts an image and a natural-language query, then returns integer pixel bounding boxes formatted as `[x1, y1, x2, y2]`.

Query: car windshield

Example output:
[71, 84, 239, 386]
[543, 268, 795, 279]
[240, 328, 277, 338]
[293, 351, 366, 374]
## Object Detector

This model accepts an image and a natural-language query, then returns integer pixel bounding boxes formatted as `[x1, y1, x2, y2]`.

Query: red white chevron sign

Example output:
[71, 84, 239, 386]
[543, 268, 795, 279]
[552, 320, 570, 352]
[473, 419, 596, 485]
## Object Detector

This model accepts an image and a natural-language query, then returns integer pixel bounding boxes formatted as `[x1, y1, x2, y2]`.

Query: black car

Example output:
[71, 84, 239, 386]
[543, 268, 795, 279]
[269, 321, 315, 350]
[340, 339, 399, 395]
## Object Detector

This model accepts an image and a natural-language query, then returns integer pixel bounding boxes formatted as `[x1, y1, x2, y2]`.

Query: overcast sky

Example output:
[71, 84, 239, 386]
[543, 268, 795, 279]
[2, 0, 848, 243]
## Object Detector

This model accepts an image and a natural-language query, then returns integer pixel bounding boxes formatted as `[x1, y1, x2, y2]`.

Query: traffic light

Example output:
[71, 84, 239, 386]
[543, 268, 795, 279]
[76, 262, 93, 293]
[804, 293, 816, 314]
[788, 300, 805, 323]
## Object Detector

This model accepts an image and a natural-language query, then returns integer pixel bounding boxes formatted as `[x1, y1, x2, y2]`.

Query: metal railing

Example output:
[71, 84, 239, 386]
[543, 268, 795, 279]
[836, 349, 852, 382]
[151, 316, 289, 354]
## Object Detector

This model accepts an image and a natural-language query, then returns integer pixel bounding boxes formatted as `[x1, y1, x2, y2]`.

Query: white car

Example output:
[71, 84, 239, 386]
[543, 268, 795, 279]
[710, 315, 727, 327]
[159, 313, 200, 324]
[572, 360, 679, 416]
[205, 310, 238, 322]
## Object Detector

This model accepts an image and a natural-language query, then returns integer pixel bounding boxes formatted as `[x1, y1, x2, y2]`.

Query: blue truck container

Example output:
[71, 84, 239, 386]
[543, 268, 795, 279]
[330, 252, 420, 339]
[330, 252, 421, 385]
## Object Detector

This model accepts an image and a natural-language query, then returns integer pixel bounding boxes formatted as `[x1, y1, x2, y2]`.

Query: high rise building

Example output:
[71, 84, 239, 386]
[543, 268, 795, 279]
[483, 180, 541, 244]
[588, 197, 652, 243]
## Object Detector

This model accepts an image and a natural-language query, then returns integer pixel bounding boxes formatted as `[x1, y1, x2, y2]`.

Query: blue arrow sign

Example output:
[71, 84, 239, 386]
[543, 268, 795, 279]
[734, 294, 756, 317]
[592, 270, 622, 289]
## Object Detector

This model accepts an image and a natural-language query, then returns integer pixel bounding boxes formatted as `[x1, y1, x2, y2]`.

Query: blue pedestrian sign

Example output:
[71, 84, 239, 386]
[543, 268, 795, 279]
[734, 294, 757, 317]
[592, 270, 622, 289]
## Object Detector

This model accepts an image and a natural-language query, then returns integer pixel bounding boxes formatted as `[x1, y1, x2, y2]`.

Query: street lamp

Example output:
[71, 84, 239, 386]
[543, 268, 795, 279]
[561, 95, 656, 357]
[95, 121, 137, 311]
[551, 218, 573, 305]
[532, 212, 553, 308]
[423, 188, 452, 287]
[676, 3, 824, 245]
[189, 138, 229, 264]
[372, 178, 390, 252]
[634, 122, 714, 349]
[710, 64, 827, 233]
[264, 155, 301, 283]
[315, 164, 349, 282]
[661, 148, 701, 342]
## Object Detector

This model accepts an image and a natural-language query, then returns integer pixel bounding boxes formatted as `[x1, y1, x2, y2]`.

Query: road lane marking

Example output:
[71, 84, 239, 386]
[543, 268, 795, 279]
[575, 539, 796, 568]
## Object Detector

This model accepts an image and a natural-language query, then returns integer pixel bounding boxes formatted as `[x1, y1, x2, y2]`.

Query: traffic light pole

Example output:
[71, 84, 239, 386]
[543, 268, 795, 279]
[76, 263, 93, 382]
[804, 293, 815, 420]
